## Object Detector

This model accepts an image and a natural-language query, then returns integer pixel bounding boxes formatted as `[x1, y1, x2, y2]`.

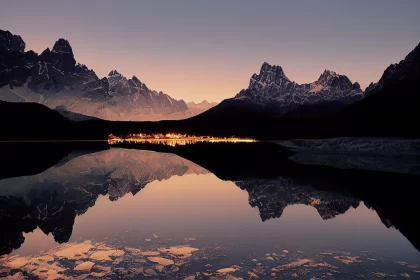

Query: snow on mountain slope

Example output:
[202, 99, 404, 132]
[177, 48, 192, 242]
[235, 62, 364, 114]
[0, 29, 212, 121]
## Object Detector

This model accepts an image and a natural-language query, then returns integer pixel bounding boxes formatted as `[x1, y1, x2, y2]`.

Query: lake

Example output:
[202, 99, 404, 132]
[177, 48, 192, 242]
[0, 143, 419, 279]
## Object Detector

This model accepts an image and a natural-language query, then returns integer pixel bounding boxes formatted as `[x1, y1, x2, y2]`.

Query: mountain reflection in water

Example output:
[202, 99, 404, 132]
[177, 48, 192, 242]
[0, 144, 419, 279]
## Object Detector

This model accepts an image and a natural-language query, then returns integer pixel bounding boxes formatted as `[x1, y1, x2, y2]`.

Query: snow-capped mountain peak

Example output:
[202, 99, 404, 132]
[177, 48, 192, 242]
[250, 62, 291, 88]
[0, 30, 198, 121]
[108, 69, 122, 77]
[108, 70, 146, 93]
[317, 69, 338, 84]
[236, 62, 364, 114]
[260, 62, 289, 79]
[314, 69, 356, 91]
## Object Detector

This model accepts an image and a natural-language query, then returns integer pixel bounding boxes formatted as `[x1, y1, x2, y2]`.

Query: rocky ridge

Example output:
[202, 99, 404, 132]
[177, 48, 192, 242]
[235, 62, 364, 114]
[0, 29, 213, 121]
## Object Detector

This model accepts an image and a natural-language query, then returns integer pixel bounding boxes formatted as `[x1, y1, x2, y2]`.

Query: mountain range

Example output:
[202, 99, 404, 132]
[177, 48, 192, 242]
[0, 29, 217, 121]
[0, 28, 372, 123]
[186, 40, 420, 139]
[235, 62, 363, 114]
[0, 28, 419, 140]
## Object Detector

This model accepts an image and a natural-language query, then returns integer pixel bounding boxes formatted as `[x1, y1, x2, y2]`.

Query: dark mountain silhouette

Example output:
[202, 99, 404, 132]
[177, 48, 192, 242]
[0, 100, 73, 140]
[337, 42, 420, 137]
[237, 178, 359, 222]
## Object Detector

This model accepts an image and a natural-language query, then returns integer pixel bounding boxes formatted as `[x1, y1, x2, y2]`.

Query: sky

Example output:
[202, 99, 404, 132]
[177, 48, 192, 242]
[1, 0, 419, 102]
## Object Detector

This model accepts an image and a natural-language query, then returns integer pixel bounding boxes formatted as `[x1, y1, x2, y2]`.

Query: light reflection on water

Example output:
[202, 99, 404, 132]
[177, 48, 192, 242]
[107, 134, 256, 146]
[1, 148, 419, 279]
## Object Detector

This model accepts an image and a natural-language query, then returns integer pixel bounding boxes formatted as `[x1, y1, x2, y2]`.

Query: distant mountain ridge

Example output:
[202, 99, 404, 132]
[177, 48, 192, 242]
[187, 100, 218, 110]
[0, 29, 214, 121]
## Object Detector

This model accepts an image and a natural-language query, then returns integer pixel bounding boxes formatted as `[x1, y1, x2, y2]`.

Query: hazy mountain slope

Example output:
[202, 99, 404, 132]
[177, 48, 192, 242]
[0, 29, 212, 121]
[187, 100, 218, 110]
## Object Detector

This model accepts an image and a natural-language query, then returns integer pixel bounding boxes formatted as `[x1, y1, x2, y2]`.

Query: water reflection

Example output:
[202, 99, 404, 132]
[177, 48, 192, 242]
[108, 133, 256, 146]
[237, 179, 360, 221]
[0, 149, 208, 255]
[0, 147, 419, 279]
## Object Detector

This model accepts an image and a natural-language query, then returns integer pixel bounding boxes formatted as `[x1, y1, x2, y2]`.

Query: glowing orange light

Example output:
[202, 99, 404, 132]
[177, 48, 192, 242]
[107, 133, 256, 146]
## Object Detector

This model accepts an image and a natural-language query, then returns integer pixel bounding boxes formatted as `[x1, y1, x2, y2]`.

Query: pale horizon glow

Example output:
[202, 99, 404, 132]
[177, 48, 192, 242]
[1, 0, 419, 102]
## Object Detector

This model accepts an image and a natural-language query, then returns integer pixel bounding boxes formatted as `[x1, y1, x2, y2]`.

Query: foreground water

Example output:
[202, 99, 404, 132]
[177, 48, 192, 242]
[0, 147, 419, 279]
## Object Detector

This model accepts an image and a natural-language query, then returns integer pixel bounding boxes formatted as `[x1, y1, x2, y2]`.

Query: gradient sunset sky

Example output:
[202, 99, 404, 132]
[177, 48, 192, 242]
[1, 0, 419, 102]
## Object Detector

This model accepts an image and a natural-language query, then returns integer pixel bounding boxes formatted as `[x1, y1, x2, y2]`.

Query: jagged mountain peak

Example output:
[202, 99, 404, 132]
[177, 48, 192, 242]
[245, 62, 292, 96]
[318, 69, 338, 82]
[258, 62, 289, 81]
[352, 82, 361, 90]
[52, 38, 73, 56]
[108, 69, 122, 77]
[0, 29, 219, 120]
[76, 63, 89, 71]
[315, 69, 354, 91]
[317, 69, 351, 85]
[235, 61, 363, 114]
[35, 38, 76, 73]
[40, 47, 51, 56]
[104, 68, 188, 114]
[0, 30, 26, 52]
[323, 69, 337, 75]
[132, 75, 141, 85]
[108, 70, 143, 88]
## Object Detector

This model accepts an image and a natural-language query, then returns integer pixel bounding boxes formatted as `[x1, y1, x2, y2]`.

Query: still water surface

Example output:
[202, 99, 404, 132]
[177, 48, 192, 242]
[0, 148, 419, 279]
